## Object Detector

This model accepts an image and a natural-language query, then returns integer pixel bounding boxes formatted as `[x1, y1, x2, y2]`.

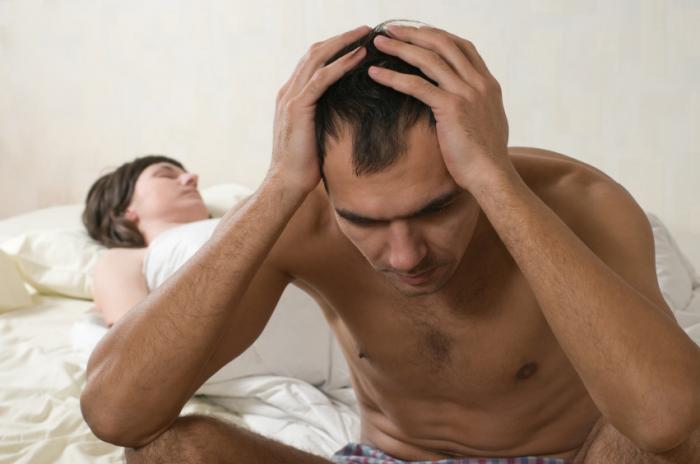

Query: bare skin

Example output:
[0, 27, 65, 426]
[83, 24, 700, 464]
[121, 145, 700, 464]
[289, 147, 603, 461]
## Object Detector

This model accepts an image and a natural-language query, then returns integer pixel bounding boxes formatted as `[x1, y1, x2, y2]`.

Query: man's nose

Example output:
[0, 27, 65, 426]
[387, 221, 427, 274]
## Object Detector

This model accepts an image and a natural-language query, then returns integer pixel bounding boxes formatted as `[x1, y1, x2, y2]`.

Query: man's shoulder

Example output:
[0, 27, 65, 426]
[508, 145, 639, 257]
[508, 146, 622, 220]
[510, 146, 673, 316]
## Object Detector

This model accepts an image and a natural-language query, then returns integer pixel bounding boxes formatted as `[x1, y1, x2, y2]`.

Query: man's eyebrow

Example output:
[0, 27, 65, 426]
[336, 188, 464, 223]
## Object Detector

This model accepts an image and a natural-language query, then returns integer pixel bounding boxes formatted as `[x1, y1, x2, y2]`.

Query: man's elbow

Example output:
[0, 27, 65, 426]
[634, 396, 700, 454]
[80, 383, 165, 449]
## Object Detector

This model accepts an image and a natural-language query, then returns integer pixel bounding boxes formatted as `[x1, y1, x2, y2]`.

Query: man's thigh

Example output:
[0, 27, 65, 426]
[124, 414, 334, 464]
[574, 415, 700, 464]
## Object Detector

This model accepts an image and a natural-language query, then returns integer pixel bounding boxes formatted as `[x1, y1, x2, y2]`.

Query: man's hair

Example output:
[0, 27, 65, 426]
[82, 155, 186, 249]
[315, 20, 437, 189]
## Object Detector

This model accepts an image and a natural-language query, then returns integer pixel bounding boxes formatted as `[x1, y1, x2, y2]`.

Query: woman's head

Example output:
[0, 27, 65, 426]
[82, 155, 210, 248]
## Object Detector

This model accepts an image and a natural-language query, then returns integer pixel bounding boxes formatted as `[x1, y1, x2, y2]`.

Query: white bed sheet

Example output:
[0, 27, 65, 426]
[0, 294, 360, 464]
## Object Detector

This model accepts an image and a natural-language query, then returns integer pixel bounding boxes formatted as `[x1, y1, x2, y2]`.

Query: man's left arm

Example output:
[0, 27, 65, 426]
[369, 24, 700, 455]
[470, 163, 700, 454]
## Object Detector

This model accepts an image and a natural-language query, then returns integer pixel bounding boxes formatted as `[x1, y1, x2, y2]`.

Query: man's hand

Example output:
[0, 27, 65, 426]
[368, 25, 512, 193]
[268, 25, 370, 195]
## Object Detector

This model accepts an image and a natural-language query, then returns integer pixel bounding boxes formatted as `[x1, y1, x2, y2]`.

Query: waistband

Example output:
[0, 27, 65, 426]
[331, 442, 569, 464]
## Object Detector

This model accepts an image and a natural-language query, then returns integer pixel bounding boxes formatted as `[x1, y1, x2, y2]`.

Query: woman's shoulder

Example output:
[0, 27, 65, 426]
[97, 246, 148, 274]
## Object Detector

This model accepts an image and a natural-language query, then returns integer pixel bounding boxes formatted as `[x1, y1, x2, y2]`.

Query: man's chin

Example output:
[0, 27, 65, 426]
[393, 284, 440, 297]
[388, 270, 448, 297]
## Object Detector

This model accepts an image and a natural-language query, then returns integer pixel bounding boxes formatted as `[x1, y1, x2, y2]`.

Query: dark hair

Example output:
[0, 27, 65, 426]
[315, 20, 437, 189]
[82, 155, 186, 248]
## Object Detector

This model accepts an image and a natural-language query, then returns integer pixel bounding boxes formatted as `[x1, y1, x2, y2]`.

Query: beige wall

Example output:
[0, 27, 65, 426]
[0, 1, 698, 257]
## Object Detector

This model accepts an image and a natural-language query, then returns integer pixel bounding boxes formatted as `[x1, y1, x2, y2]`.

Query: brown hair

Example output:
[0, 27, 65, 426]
[315, 20, 437, 190]
[82, 155, 186, 248]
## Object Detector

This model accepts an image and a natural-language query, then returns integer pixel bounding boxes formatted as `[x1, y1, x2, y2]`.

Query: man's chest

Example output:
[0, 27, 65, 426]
[302, 256, 569, 403]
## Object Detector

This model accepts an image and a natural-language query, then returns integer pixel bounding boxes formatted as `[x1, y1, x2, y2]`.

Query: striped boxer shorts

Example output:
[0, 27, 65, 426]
[330, 442, 569, 464]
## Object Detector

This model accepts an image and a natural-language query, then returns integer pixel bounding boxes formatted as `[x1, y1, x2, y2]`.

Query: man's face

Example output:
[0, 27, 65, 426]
[126, 162, 209, 225]
[323, 121, 482, 297]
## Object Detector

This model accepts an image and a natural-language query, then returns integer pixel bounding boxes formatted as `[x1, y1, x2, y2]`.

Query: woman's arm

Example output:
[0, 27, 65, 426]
[92, 248, 149, 327]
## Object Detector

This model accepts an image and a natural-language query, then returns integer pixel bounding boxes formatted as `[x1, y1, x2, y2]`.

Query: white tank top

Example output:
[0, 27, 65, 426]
[141, 218, 350, 391]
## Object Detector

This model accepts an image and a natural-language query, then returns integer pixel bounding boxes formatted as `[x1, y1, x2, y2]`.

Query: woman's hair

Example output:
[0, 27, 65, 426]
[82, 155, 186, 248]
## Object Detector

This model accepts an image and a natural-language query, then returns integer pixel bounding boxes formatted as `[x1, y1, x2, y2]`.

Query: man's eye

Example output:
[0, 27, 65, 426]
[349, 219, 384, 227]
[420, 203, 454, 217]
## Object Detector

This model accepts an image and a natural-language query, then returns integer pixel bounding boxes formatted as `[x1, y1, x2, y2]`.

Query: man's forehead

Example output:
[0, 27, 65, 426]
[324, 120, 455, 204]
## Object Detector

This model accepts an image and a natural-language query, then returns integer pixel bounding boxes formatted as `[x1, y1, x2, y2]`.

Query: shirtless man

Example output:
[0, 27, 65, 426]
[80, 22, 700, 463]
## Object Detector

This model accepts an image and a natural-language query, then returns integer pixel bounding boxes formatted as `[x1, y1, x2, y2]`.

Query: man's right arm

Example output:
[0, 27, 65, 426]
[81, 24, 371, 448]
[81, 176, 307, 447]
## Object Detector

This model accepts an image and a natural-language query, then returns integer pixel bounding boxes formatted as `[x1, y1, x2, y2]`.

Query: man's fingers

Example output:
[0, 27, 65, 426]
[372, 34, 469, 95]
[367, 65, 451, 109]
[283, 25, 371, 101]
[446, 32, 496, 80]
[295, 46, 367, 106]
[386, 25, 487, 91]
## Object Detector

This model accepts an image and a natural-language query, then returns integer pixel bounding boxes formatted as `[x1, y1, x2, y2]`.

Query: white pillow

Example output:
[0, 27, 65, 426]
[0, 250, 33, 312]
[0, 183, 253, 299]
[646, 213, 697, 312]
[0, 228, 105, 300]
[201, 183, 253, 218]
[0, 204, 84, 244]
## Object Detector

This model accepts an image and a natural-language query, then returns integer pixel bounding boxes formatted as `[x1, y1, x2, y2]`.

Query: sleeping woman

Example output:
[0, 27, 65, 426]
[81, 154, 348, 389]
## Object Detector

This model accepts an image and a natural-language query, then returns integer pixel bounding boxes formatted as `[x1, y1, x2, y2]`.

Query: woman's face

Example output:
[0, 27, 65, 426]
[125, 162, 210, 225]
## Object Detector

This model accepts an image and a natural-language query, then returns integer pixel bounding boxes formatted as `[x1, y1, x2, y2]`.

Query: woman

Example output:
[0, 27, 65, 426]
[82, 154, 348, 390]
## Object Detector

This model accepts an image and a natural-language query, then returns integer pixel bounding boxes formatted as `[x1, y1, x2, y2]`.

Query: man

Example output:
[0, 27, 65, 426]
[80, 21, 700, 463]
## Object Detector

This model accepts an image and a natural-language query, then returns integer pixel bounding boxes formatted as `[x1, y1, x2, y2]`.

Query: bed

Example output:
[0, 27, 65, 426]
[1, 183, 699, 463]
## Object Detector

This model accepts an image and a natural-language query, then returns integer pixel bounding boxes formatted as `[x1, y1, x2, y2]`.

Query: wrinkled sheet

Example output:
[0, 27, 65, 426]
[0, 294, 360, 464]
[3, 281, 700, 463]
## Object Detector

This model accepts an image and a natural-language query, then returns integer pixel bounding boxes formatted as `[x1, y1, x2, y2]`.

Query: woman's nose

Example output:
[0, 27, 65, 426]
[181, 172, 198, 187]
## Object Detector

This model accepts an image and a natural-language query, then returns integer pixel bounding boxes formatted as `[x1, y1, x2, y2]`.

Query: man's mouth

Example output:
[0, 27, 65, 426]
[396, 267, 436, 285]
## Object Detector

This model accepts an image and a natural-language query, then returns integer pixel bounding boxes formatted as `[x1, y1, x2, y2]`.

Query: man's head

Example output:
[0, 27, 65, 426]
[82, 155, 210, 248]
[315, 20, 437, 186]
[315, 20, 482, 297]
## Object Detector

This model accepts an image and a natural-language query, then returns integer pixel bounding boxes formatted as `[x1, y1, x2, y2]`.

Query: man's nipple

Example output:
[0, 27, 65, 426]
[515, 361, 538, 380]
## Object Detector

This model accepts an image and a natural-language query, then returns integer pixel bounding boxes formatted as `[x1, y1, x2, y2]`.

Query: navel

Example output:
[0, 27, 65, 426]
[515, 361, 538, 380]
